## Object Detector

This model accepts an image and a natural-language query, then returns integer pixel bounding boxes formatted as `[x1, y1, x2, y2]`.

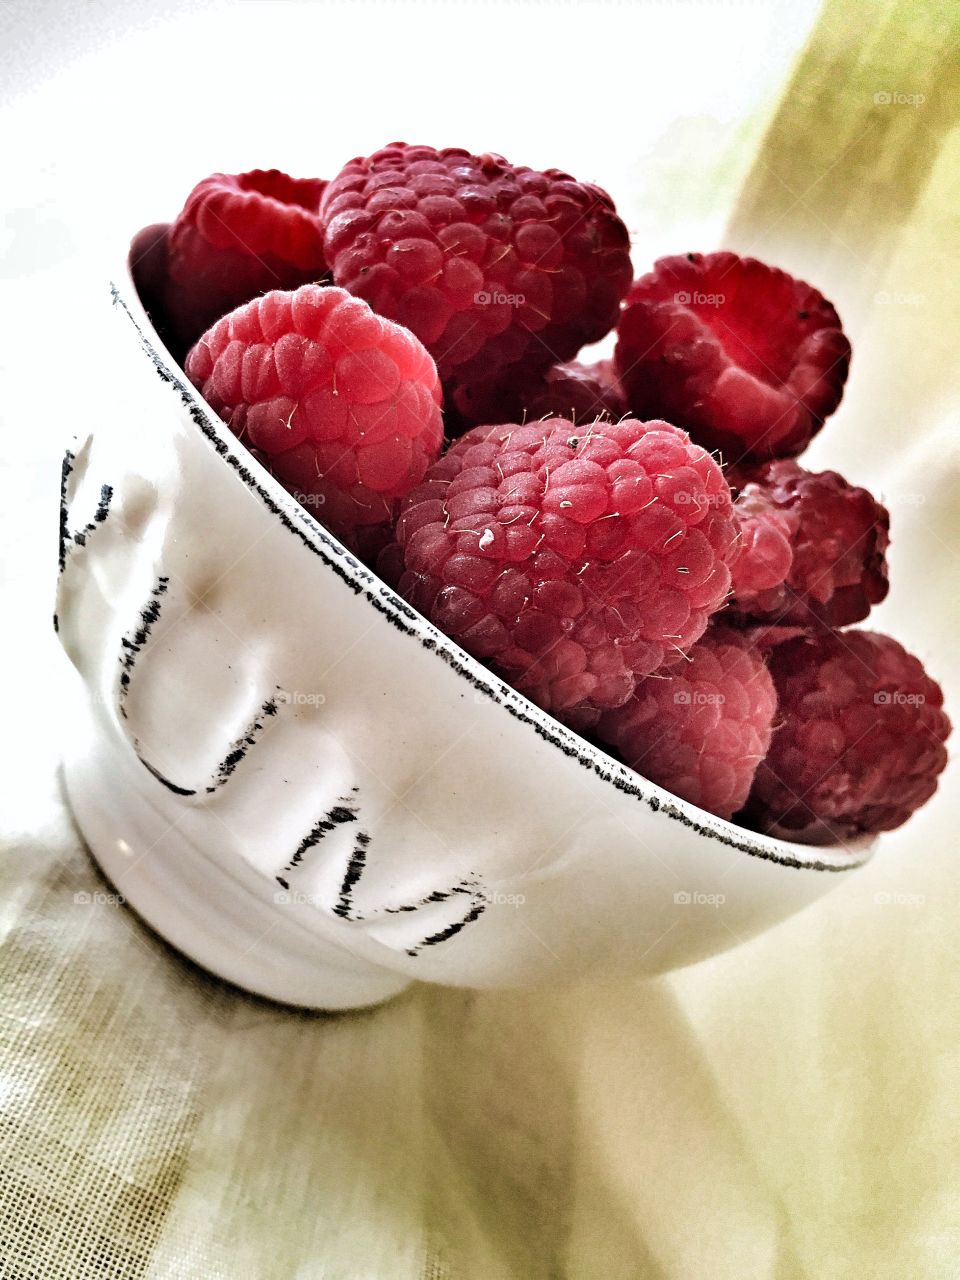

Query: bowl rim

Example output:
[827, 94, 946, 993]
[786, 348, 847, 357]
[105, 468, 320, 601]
[110, 265, 875, 876]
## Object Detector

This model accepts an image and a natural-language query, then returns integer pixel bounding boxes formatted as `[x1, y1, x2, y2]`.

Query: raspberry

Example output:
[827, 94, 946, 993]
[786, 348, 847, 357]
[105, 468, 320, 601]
[722, 460, 756, 495]
[596, 625, 777, 819]
[729, 486, 795, 602]
[452, 359, 627, 432]
[745, 631, 950, 844]
[321, 143, 633, 418]
[615, 252, 851, 462]
[129, 222, 171, 339]
[729, 461, 890, 628]
[164, 170, 328, 354]
[185, 285, 443, 543]
[389, 417, 738, 726]
[523, 360, 626, 423]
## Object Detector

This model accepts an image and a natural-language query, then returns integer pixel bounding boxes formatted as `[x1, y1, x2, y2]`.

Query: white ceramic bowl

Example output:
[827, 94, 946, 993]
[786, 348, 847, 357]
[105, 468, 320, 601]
[55, 264, 875, 1009]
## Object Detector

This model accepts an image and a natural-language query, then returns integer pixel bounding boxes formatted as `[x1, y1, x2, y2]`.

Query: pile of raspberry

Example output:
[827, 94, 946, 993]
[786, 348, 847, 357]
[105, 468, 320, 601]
[131, 146, 950, 847]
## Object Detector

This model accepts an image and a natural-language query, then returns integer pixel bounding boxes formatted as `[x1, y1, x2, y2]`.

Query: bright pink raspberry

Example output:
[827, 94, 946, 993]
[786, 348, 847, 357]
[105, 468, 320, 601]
[388, 418, 739, 726]
[615, 252, 851, 462]
[185, 285, 443, 544]
[729, 461, 890, 628]
[746, 631, 950, 844]
[164, 170, 328, 353]
[321, 143, 633, 418]
[596, 625, 777, 819]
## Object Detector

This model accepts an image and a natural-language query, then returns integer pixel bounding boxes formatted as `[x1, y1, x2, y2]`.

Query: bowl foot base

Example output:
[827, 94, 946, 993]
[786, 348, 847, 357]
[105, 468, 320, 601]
[62, 718, 412, 1012]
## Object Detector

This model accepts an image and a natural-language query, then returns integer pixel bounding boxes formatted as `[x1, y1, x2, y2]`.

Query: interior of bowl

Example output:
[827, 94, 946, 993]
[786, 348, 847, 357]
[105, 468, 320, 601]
[113, 255, 876, 877]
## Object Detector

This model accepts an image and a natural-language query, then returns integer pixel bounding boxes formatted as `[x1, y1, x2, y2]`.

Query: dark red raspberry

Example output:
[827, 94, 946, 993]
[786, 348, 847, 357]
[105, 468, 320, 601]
[185, 285, 443, 544]
[596, 625, 777, 819]
[615, 252, 851, 462]
[388, 417, 738, 726]
[523, 360, 626, 423]
[129, 222, 171, 339]
[729, 461, 889, 628]
[164, 170, 328, 354]
[745, 631, 950, 844]
[321, 143, 633, 418]
[722, 460, 755, 495]
[452, 359, 627, 432]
